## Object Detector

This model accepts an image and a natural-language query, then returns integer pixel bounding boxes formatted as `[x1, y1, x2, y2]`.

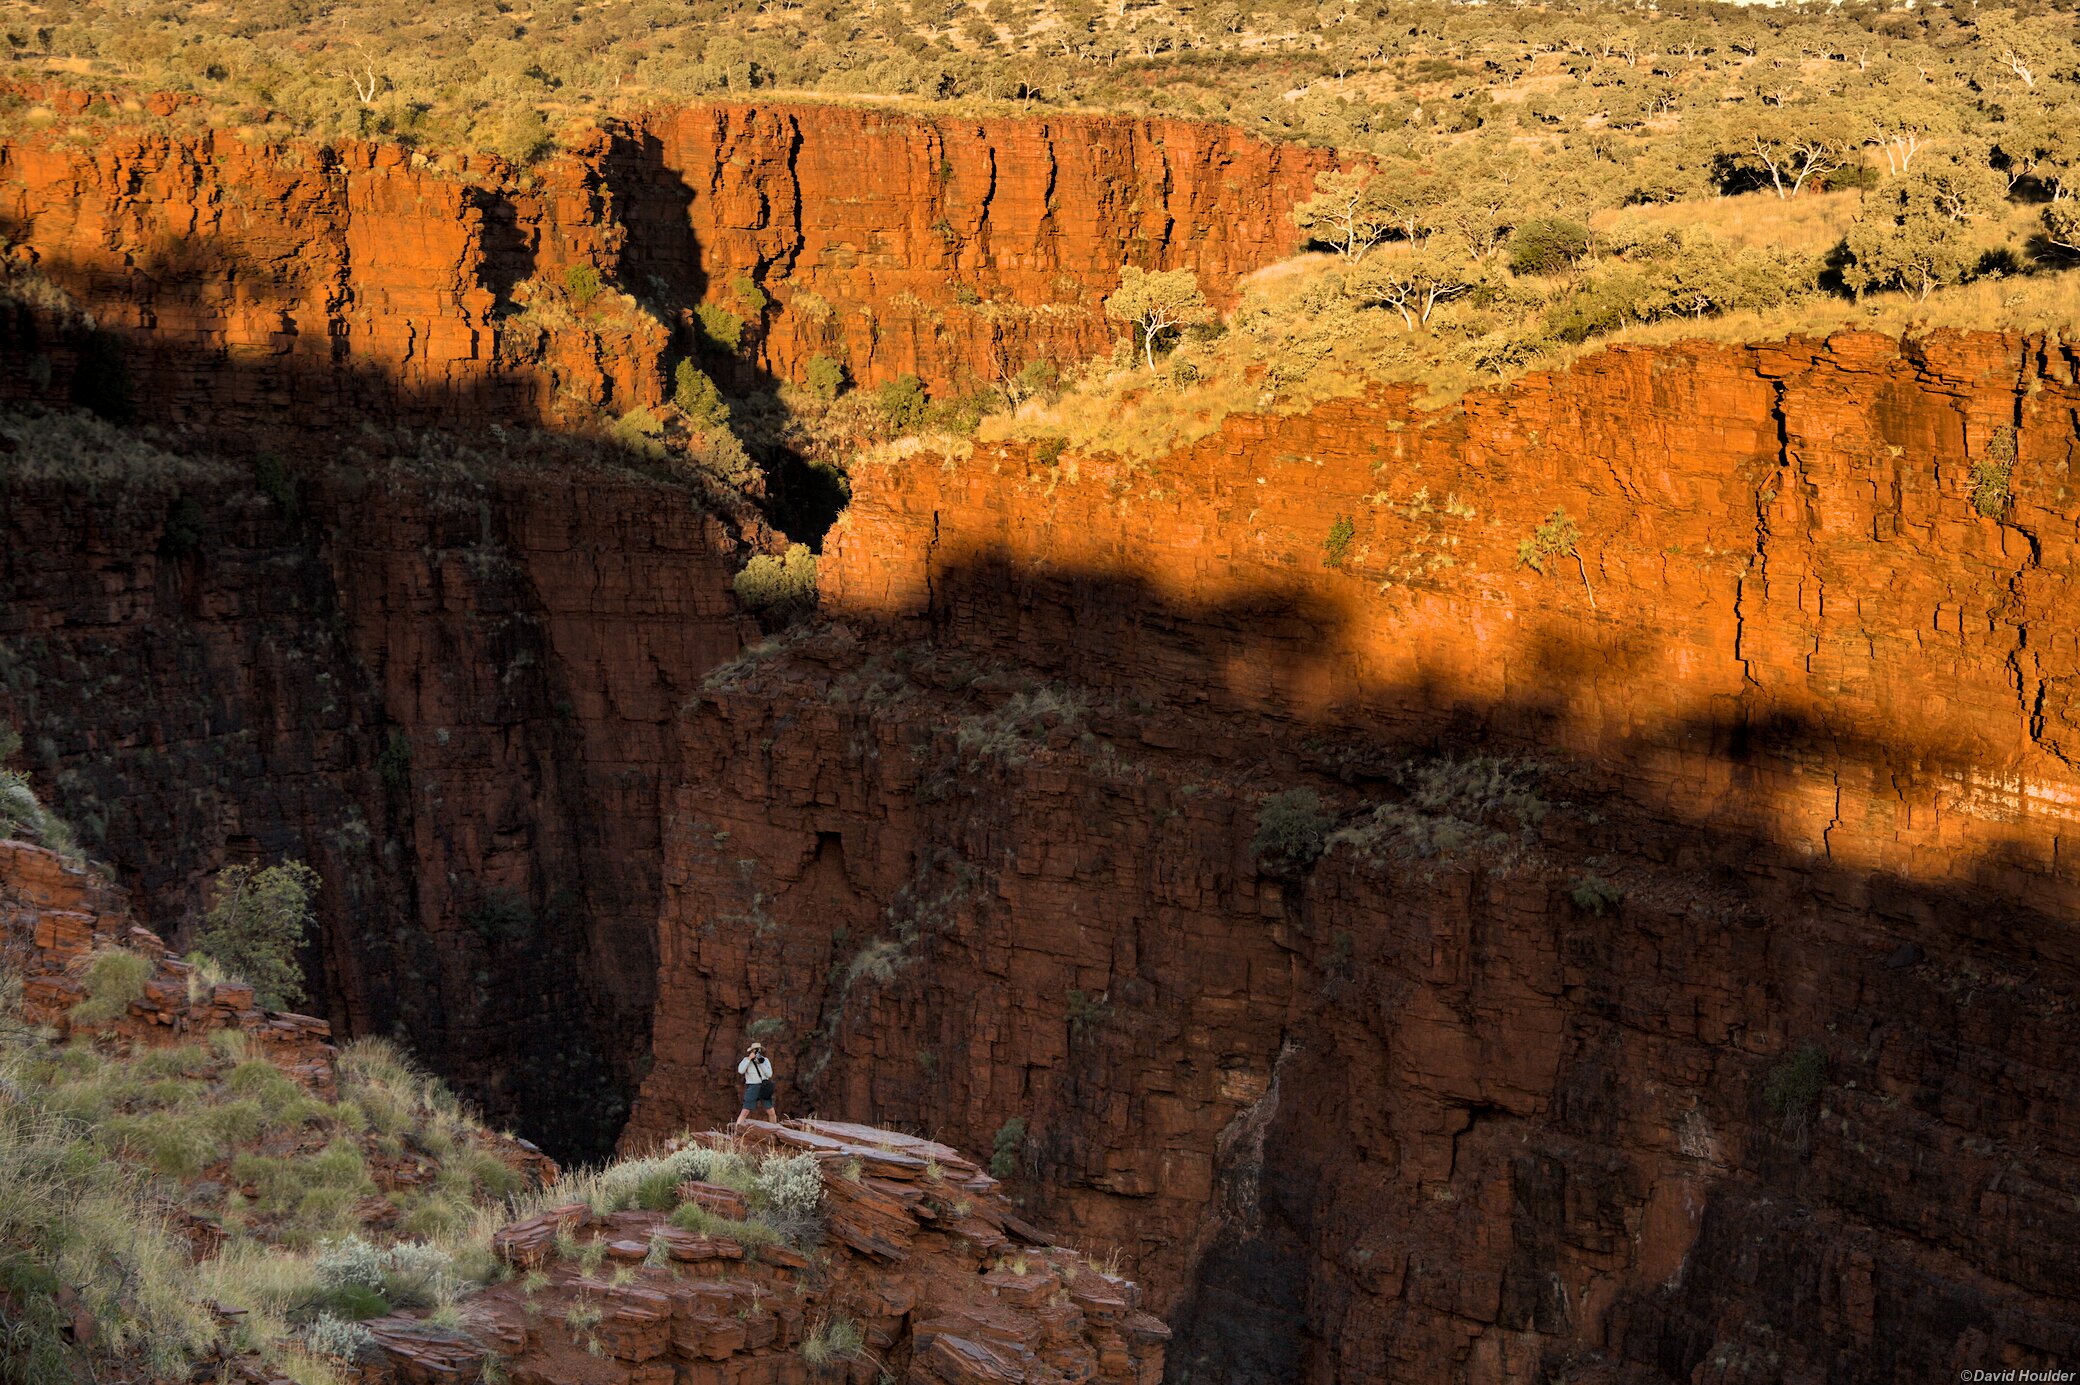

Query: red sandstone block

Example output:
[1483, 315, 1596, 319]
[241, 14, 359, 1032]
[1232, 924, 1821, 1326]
[655, 1227, 745, 1263]
[983, 1269, 1054, 1310]
[919, 1334, 1026, 1384]
[596, 1285, 672, 1362]
[210, 980, 256, 1011]
[32, 910, 95, 955]
[678, 1178, 750, 1218]
[491, 1203, 589, 1268]
[0, 841, 90, 909]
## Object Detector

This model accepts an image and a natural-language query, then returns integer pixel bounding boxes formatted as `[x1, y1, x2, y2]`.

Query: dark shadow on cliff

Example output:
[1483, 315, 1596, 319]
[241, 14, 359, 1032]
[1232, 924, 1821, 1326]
[725, 547, 2080, 1384]
[0, 293, 774, 1162]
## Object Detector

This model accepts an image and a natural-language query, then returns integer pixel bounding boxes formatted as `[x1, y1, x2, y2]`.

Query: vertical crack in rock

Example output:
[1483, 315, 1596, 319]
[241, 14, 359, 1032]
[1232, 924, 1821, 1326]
[777, 112, 808, 283]
[1211, 1038, 1294, 1236]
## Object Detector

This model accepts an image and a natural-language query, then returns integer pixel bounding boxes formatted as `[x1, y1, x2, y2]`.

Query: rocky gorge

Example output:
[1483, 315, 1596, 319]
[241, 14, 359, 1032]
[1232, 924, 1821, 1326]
[3, 93, 2078, 1383]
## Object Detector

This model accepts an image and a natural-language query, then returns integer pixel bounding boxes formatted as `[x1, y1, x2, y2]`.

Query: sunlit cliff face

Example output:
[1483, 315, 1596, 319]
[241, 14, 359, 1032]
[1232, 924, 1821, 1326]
[630, 330, 2080, 1379]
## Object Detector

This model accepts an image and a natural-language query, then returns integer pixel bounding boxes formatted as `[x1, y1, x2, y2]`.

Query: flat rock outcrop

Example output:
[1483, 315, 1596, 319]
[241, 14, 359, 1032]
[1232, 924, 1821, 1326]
[371, 1120, 1167, 1385]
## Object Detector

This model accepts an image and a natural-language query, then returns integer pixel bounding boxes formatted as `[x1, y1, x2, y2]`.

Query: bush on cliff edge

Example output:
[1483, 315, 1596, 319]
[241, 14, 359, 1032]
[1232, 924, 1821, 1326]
[193, 862, 320, 1011]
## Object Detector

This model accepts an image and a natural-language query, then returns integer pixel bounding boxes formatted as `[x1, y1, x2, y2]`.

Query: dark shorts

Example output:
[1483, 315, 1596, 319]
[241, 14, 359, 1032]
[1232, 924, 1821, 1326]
[744, 1079, 775, 1110]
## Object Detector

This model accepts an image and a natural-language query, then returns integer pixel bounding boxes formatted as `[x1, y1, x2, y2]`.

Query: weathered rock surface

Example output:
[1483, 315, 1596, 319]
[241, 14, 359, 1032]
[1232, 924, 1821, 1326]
[8, 84, 2080, 1383]
[0, 95, 1328, 422]
[0, 92, 1320, 1160]
[626, 331, 2080, 1381]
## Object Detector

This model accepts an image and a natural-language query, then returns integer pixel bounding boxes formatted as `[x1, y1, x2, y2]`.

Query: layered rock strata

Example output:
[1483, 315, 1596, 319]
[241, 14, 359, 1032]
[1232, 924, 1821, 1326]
[370, 1121, 1168, 1385]
[0, 95, 1329, 426]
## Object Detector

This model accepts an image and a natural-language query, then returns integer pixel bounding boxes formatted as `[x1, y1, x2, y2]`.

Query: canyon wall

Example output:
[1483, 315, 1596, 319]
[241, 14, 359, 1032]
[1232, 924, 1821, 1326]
[625, 331, 2080, 1381]
[10, 90, 2080, 1379]
[0, 98, 1329, 422]
[615, 103, 1333, 391]
[0, 417, 756, 1158]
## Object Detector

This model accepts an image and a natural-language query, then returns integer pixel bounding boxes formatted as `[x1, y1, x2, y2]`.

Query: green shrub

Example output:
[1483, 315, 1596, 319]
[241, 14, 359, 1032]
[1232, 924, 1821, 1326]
[1034, 435, 1067, 468]
[1970, 425, 2017, 517]
[754, 1152, 823, 1222]
[990, 1116, 1026, 1180]
[666, 1201, 784, 1247]
[1508, 218, 1593, 275]
[253, 452, 299, 516]
[729, 273, 769, 315]
[1569, 874, 1624, 915]
[673, 359, 732, 429]
[70, 950, 153, 1026]
[877, 373, 930, 433]
[192, 862, 319, 1011]
[1252, 789, 1335, 876]
[608, 408, 666, 461]
[1516, 509, 1580, 574]
[1014, 359, 1060, 401]
[1764, 1044, 1827, 1137]
[494, 108, 552, 164]
[0, 1085, 217, 1375]
[799, 1314, 866, 1366]
[733, 544, 818, 617]
[103, 1111, 222, 1178]
[746, 1015, 786, 1040]
[307, 1311, 378, 1357]
[1322, 513, 1355, 569]
[376, 729, 412, 790]
[465, 889, 534, 945]
[1066, 988, 1105, 1034]
[698, 302, 745, 352]
[804, 354, 847, 402]
[0, 726, 76, 855]
[160, 496, 206, 557]
[562, 263, 602, 307]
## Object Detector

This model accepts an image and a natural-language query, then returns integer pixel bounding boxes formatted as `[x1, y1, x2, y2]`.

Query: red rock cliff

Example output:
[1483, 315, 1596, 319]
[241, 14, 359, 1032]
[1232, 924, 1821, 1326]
[615, 103, 1333, 391]
[0, 99, 1330, 422]
[0, 94, 1327, 1159]
[626, 331, 2080, 1381]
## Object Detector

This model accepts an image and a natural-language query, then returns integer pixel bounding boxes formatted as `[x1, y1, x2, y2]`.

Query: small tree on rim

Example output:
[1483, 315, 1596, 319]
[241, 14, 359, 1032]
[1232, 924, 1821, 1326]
[194, 862, 321, 1010]
[1103, 266, 1212, 371]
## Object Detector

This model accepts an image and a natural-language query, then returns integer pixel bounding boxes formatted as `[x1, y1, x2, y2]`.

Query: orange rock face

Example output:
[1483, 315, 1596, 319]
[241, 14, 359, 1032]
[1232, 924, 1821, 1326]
[0, 97, 1329, 423]
[626, 331, 2080, 1380]
[619, 103, 1334, 391]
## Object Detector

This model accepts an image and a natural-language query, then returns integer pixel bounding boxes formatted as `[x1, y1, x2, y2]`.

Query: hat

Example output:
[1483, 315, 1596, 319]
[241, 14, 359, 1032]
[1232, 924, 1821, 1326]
[749, 1042, 764, 1051]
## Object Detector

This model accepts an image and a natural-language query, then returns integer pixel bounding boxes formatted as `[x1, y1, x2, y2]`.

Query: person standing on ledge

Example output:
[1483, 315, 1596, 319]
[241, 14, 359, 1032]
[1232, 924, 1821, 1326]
[736, 1041, 780, 1125]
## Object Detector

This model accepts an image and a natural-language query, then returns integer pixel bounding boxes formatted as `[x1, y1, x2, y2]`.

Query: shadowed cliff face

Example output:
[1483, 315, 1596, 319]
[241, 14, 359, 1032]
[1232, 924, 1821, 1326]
[0, 429, 757, 1160]
[623, 331, 2080, 1380]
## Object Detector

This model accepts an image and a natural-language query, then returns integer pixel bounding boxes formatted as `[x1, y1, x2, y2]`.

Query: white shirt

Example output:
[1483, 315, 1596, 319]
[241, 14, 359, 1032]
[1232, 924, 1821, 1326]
[738, 1055, 774, 1083]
